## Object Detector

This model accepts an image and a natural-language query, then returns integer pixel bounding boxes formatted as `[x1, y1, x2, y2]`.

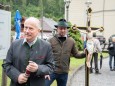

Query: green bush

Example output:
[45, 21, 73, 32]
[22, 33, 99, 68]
[68, 27, 83, 50]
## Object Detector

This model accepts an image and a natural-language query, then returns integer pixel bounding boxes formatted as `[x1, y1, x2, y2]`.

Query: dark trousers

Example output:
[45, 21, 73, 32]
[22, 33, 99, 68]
[109, 55, 115, 69]
[45, 73, 68, 86]
[90, 52, 99, 72]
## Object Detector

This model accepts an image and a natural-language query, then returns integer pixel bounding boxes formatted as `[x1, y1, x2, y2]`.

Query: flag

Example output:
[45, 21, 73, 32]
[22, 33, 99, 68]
[14, 10, 22, 39]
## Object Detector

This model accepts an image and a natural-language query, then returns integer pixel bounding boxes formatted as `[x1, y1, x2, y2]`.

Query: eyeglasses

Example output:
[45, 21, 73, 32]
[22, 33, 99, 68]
[21, 24, 24, 28]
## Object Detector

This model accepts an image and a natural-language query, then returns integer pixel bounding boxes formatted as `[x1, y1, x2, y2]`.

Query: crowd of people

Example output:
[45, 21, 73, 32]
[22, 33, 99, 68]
[2, 16, 115, 86]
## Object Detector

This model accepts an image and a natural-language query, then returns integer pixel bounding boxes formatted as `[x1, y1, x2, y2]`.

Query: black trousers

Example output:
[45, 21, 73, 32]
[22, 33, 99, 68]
[90, 52, 99, 72]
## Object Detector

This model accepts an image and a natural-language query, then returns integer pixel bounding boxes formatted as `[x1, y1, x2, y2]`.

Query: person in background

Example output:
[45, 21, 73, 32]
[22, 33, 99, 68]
[90, 33, 102, 74]
[20, 16, 26, 38]
[12, 17, 26, 41]
[45, 19, 86, 86]
[2, 17, 54, 86]
[108, 36, 115, 71]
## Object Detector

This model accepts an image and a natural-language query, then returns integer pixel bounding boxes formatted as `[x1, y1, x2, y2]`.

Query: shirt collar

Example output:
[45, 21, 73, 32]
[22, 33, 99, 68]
[23, 37, 38, 47]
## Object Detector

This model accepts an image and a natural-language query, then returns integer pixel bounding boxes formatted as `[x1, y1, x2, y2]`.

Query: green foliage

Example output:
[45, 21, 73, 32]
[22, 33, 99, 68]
[42, 0, 64, 21]
[0, 0, 65, 23]
[68, 27, 83, 50]
[0, 60, 3, 85]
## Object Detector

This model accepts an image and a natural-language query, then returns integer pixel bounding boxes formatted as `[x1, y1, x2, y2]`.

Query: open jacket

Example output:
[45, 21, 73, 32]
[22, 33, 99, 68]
[2, 38, 54, 86]
[48, 34, 85, 73]
[108, 42, 115, 56]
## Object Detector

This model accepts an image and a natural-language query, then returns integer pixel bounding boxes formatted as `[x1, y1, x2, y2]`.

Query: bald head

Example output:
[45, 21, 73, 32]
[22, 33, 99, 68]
[24, 17, 41, 30]
[24, 17, 41, 42]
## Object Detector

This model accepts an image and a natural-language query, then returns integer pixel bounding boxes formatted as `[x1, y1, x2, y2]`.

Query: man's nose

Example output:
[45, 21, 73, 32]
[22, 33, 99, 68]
[61, 29, 65, 32]
[25, 29, 29, 33]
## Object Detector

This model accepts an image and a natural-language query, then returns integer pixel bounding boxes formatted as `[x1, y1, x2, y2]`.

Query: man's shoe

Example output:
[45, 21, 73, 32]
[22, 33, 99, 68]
[90, 68, 93, 73]
[95, 71, 101, 74]
[110, 68, 113, 71]
[113, 68, 115, 71]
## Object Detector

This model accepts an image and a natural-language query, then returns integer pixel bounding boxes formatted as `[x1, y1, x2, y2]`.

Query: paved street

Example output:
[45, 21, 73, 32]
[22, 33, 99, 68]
[70, 57, 115, 86]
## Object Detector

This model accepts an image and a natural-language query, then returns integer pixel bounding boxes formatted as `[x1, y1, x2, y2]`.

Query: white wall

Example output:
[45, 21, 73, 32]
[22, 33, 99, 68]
[0, 10, 11, 59]
[69, 0, 86, 26]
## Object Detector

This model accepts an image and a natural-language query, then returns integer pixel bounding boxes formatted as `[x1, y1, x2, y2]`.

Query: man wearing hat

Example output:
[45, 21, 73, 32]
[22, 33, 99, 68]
[45, 19, 86, 86]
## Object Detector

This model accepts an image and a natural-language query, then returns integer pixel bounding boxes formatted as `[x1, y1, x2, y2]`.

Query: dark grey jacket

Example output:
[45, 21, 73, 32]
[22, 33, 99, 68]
[108, 42, 115, 56]
[2, 38, 54, 86]
[49, 35, 85, 73]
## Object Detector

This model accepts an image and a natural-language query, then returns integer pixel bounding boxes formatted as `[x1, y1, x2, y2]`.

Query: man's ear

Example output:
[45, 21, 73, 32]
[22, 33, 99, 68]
[38, 29, 41, 32]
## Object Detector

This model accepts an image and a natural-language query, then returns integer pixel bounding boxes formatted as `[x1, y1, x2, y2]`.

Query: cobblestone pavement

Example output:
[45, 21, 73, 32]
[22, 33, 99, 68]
[70, 57, 115, 86]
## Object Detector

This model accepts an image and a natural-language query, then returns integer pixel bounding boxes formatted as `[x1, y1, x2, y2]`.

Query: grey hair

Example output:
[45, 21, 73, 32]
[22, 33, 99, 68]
[25, 17, 41, 30]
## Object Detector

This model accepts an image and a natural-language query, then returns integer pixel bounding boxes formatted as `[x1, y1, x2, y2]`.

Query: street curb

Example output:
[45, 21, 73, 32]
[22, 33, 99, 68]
[67, 64, 85, 86]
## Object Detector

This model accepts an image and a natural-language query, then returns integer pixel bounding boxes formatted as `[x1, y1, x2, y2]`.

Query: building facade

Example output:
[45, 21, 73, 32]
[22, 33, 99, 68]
[39, 17, 57, 40]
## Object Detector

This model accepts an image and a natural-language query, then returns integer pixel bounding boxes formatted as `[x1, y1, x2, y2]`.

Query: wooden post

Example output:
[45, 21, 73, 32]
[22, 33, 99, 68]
[1, 59, 7, 86]
[85, 50, 89, 86]
[85, 3, 92, 86]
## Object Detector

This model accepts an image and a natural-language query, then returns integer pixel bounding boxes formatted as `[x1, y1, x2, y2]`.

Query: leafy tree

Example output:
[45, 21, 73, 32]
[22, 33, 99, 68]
[0, 0, 65, 22]
[68, 25, 83, 50]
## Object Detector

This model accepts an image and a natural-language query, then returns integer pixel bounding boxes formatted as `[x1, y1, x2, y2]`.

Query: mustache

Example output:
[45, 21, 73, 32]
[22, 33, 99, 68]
[25, 33, 31, 36]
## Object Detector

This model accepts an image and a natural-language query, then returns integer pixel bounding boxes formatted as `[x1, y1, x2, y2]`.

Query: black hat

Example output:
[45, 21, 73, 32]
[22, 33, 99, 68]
[54, 19, 70, 29]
